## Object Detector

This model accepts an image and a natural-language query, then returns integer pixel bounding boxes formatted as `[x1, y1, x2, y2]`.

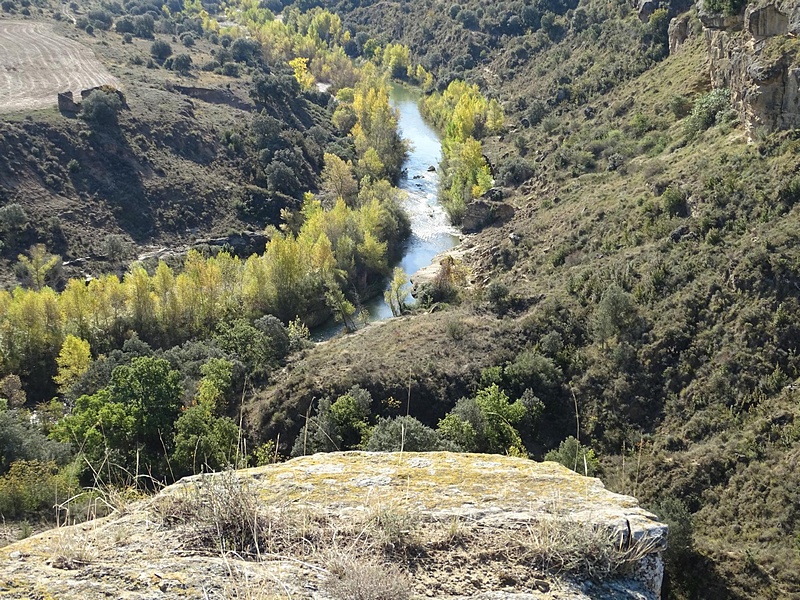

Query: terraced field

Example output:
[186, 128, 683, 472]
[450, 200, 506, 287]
[0, 21, 119, 113]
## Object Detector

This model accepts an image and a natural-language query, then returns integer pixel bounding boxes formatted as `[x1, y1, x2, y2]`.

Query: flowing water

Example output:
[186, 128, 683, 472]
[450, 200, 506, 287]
[312, 84, 460, 339]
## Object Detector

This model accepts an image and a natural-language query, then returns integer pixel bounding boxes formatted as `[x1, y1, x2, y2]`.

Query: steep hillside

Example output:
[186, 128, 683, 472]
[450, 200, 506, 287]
[0, 5, 343, 286]
[247, 1, 800, 598]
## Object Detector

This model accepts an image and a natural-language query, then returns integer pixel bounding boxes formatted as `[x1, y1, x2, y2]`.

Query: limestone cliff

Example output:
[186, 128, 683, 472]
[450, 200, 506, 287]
[0, 452, 667, 599]
[700, 0, 800, 136]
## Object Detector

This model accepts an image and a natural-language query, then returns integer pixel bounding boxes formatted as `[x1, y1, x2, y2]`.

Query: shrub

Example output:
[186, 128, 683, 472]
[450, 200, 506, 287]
[80, 89, 123, 128]
[221, 62, 239, 77]
[0, 203, 28, 230]
[685, 88, 731, 135]
[157, 470, 268, 557]
[133, 14, 154, 38]
[661, 185, 687, 217]
[0, 460, 79, 519]
[545, 436, 599, 476]
[778, 177, 800, 208]
[668, 95, 692, 119]
[150, 39, 172, 61]
[365, 416, 449, 452]
[323, 555, 412, 600]
[115, 15, 134, 33]
[172, 53, 192, 74]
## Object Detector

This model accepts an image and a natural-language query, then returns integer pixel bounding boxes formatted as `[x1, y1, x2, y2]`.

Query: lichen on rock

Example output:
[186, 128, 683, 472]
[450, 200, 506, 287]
[0, 452, 667, 599]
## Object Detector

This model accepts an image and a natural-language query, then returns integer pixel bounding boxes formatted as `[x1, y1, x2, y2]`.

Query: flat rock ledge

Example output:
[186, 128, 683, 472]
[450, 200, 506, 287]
[0, 452, 667, 599]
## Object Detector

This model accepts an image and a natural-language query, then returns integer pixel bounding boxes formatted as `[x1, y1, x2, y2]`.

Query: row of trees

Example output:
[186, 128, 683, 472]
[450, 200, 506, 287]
[421, 81, 505, 222]
[0, 184, 408, 399]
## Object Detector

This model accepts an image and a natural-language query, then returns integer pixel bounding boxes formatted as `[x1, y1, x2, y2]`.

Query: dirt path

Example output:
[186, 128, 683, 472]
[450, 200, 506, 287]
[0, 21, 119, 113]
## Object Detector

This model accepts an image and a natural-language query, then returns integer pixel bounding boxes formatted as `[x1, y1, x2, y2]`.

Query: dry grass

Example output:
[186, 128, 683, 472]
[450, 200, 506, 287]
[152, 468, 662, 598]
[322, 552, 413, 600]
[49, 527, 99, 570]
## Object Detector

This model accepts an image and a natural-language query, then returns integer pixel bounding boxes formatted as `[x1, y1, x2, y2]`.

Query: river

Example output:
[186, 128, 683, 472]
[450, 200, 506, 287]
[312, 84, 460, 339]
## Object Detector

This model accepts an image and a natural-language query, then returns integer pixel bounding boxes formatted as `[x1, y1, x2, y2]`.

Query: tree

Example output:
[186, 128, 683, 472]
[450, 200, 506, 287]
[329, 386, 372, 449]
[288, 56, 314, 90]
[53, 335, 91, 395]
[320, 153, 358, 207]
[265, 160, 302, 197]
[16, 244, 59, 290]
[133, 14, 154, 38]
[53, 356, 183, 481]
[382, 43, 411, 79]
[150, 39, 173, 61]
[544, 436, 599, 476]
[172, 404, 240, 476]
[437, 385, 527, 455]
[384, 267, 410, 317]
[592, 284, 639, 346]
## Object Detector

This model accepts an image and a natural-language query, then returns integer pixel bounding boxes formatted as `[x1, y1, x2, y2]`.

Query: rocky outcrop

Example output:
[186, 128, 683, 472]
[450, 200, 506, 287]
[462, 189, 515, 233]
[0, 452, 667, 599]
[172, 85, 253, 111]
[668, 13, 691, 54]
[701, 0, 800, 135]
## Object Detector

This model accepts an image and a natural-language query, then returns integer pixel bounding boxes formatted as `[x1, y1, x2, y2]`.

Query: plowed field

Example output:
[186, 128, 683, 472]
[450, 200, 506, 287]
[0, 21, 119, 113]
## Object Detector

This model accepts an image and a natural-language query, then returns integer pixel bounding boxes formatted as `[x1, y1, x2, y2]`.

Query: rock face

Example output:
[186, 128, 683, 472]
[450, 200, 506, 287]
[668, 13, 691, 54]
[700, 0, 800, 135]
[0, 452, 667, 599]
[462, 192, 515, 233]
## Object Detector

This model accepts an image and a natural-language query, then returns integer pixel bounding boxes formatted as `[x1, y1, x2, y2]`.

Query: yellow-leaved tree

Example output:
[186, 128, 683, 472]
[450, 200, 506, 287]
[53, 335, 91, 395]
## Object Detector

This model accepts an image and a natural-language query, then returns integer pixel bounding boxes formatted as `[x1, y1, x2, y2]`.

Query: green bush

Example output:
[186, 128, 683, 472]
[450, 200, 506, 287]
[544, 436, 599, 476]
[0, 460, 80, 519]
[81, 89, 123, 128]
[150, 39, 173, 61]
[661, 185, 687, 217]
[685, 89, 731, 136]
[365, 416, 450, 452]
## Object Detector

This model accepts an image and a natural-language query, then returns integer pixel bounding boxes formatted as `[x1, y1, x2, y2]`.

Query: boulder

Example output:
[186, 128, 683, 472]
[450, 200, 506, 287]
[0, 452, 667, 599]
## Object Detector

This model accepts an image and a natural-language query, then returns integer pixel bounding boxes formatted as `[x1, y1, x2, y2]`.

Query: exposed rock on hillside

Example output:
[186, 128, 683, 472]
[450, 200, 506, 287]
[0, 452, 666, 599]
[701, 0, 800, 135]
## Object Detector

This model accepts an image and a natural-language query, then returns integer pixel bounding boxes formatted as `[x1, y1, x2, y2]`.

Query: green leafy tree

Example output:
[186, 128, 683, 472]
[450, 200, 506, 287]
[329, 386, 372, 449]
[52, 356, 183, 482]
[438, 385, 527, 454]
[592, 284, 639, 346]
[384, 267, 410, 317]
[172, 404, 240, 476]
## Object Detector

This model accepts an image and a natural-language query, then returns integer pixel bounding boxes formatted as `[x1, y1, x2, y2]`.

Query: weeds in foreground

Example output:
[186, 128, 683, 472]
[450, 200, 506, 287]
[323, 551, 413, 600]
[153, 468, 663, 597]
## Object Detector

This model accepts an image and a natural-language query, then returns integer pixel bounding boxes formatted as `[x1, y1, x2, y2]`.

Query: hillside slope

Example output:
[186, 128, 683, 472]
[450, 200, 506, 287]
[252, 1, 800, 598]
